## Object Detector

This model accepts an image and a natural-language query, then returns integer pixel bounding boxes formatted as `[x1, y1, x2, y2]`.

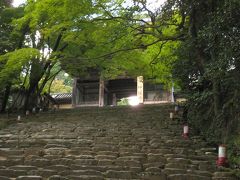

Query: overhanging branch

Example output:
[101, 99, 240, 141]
[67, 34, 184, 62]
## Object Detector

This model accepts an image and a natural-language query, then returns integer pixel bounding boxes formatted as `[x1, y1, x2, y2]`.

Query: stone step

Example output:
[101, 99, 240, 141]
[165, 163, 197, 170]
[0, 149, 24, 156]
[28, 169, 57, 178]
[9, 165, 38, 171]
[167, 174, 211, 180]
[0, 176, 11, 180]
[16, 176, 43, 180]
[48, 175, 68, 180]
[213, 171, 238, 179]
[0, 105, 237, 179]
[66, 175, 104, 180]
[0, 169, 27, 178]
[0, 159, 23, 166]
[105, 170, 137, 179]
[139, 172, 167, 180]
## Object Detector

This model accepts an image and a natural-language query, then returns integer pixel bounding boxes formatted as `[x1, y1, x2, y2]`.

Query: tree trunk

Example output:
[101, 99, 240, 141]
[23, 30, 66, 111]
[24, 59, 45, 111]
[212, 79, 221, 116]
[72, 78, 77, 107]
[189, 6, 205, 75]
[0, 84, 11, 113]
[24, 83, 38, 111]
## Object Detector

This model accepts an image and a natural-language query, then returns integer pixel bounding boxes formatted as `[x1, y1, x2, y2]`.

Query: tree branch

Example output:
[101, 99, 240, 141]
[52, 28, 66, 52]
[47, 69, 62, 81]
[149, 41, 168, 65]
[67, 34, 184, 62]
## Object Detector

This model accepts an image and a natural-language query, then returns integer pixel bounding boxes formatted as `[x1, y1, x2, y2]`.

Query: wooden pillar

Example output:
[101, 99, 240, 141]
[137, 76, 144, 104]
[72, 78, 77, 107]
[171, 82, 175, 103]
[112, 93, 117, 106]
[99, 78, 104, 107]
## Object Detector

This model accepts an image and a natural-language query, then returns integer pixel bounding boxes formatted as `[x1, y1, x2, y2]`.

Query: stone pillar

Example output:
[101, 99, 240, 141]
[137, 76, 144, 104]
[99, 78, 104, 107]
[72, 78, 77, 107]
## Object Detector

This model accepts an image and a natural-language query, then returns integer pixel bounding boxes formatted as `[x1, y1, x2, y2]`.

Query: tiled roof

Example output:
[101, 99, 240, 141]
[51, 93, 72, 104]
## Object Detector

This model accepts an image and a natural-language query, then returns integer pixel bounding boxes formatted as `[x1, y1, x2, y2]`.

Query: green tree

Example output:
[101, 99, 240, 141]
[59, 0, 181, 87]
[169, 0, 240, 145]
[11, 0, 130, 110]
[0, 1, 26, 112]
[5, 0, 186, 111]
[50, 79, 72, 93]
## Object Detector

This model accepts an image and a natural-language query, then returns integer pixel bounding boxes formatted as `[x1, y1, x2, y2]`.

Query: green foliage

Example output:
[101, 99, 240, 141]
[56, 71, 73, 86]
[228, 136, 240, 169]
[0, 4, 24, 54]
[161, 1, 240, 169]
[117, 98, 129, 106]
[8, 0, 180, 98]
[171, 0, 240, 159]
[0, 48, 40, 88]
[50, 79, 72, 93]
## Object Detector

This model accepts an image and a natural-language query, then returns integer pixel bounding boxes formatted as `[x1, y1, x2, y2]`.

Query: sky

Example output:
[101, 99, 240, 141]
[12, 0, 25, 7]
[13, 0, 166, 10]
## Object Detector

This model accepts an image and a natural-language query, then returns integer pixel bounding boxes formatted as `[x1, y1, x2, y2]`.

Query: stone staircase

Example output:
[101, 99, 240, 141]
[0, 104, 238, 180]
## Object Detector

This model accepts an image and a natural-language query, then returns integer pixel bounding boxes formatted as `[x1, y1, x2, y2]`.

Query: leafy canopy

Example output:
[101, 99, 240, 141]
[0, 48, 40, 88]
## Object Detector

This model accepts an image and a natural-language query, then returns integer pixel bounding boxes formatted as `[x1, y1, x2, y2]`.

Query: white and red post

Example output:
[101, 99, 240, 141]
[26, 110, 30, 116]
[174, 105, 179, 112]
[216, 144, 227, 166]
[182, 125, 189, 139]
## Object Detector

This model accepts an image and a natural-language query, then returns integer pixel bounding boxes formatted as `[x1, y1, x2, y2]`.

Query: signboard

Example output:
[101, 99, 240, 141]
[137, 76, 144, 104]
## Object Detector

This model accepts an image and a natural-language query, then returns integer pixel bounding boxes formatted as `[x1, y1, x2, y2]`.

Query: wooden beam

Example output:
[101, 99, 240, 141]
[72, 78, 77, 107]
[137, 76, 144, 104]
[99, 78, 104, 107]
[104, 86, 109, 93]
[112, 93, 117, 106]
